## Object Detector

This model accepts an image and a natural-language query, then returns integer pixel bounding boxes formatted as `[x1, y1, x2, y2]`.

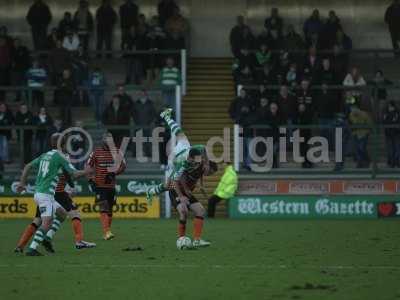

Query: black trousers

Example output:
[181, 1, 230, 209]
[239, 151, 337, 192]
[31, 26, 48, 51]
[207, 195, 223, 218]
[96, 29, 112, 57]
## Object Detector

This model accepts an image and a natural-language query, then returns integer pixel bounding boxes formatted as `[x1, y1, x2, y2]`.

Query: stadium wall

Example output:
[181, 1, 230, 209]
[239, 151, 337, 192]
[1, 0, 393, 56]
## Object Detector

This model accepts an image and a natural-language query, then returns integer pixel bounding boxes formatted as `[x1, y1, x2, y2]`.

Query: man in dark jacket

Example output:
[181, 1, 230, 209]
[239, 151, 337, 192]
[0, 102, 14, 164]
[229, 16, 251, 58]
[58, 12, 75, 38]
[132, 90, 157, 157]
[56, 69, 75, 126]
[12, 38, 31, 102]
[303, 9, 323, 46]
[73, 0, 94, 53]
[383, 101, 400, 167]
[15, 103, 34, 163]
[26, 0, 52, 51]
[385, 0, 400, 56]
[158, 0, 179, 27]
[120, 0, 139, 50]
[102, 95, 131, 146]
[229, 88, 257, 170]
[96, 0, 117, 58]
[49, 39, 72, 84]
[264, 8, 283, 37]
[294, 103, 314, 168]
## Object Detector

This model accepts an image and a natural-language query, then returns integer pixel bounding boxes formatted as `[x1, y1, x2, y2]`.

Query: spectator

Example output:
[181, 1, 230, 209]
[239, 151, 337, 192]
[96, 0, 117, 59]
[349, 105, 372, 168]
[286, 62, 299, 88]
[318, 57, 337, 85]
[383, 101, 400, 167]
[207, 162, 238, 218]
[294, 103, 313, 168]
[15, 103, 34, 163]
[264, 8, 283, 37]
[87, 66, 106, 123]
[229, 16, 251, 58]
[273, 51, 291, 85]
[72, 45, 90, 104]
[48, 118, 64, 136]
[385, 0, 400, 57]
[48, 39, 72, 84]
[165, 7, 188, 38]
[283, 25, 305, 63]
[303, 9, 323, 47]
[158, 0, 179, 27]
[119, 0, 139, 50]
[296, 79, 315, 115]
[56, 68, 75, 126]
[102, 95, 131, 146]
[302, 46, 321, 83]
[46, 28, 60, 50]
[255, 43, 273, 69]
[26, 0, 52, 50]
[277, 85, 296, 124]
[343, 67, 366, 99]
[132, 90, 157, 157]
[331, 44, 349, 82]
[62, 29, 80, 53]
[58, 12, 75, 38]
[229, 88, 256, 170]
[116, 84, 133, 111]
[234, 65, 254, 87]
[335, 28, 352, 52]
[316, 84, 339, 148]
[159, 57, 181, 109]
[26, 59, 47, 107]
[256, 64, 276, 86]
[0, 102, 14, 164]
[236, 27, 256, 55]
[163, 31, 185, 63]
[73, 0, 94, 53]
[34, 107, 52, 154]
[369, 70, 393, 120]
[147, 16, 166, 82]
[12, 38, 31, 102]
[0, 36, 12, 101]
[321, 10, 342, 50]
[0, 26, 14, 48]
[124, 25, 145, 85]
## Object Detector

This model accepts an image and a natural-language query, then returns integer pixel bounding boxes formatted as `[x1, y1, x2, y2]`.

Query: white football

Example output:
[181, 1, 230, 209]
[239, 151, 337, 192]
[176, 236, 192, 250]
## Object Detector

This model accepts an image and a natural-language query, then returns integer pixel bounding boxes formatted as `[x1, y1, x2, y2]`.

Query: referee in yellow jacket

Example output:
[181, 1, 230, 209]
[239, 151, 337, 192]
[207, 162, 238, 218]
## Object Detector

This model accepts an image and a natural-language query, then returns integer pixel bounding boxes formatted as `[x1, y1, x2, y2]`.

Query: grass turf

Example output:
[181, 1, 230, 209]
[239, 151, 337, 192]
[0, 219, 399, 300]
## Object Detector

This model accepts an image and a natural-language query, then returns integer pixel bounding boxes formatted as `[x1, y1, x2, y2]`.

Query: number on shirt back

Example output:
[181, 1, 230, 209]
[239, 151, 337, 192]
[39, 160, 50, 178]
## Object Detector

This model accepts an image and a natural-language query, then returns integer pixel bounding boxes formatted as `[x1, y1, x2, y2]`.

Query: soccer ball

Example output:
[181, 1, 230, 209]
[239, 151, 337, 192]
[176, 236, 192, 250]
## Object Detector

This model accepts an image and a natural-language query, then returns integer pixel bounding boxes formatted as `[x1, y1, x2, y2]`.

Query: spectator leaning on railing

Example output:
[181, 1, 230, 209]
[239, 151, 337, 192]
[0, 102, 14, 164]
[159, 57, 181, 109]
[383, 101, 400, 168]
[26, 59, 47, 107]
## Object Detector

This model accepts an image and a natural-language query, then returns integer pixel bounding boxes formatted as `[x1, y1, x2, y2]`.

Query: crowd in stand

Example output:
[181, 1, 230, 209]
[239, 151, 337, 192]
[0, 0, 184, 171]
[229, 7, 400, 171]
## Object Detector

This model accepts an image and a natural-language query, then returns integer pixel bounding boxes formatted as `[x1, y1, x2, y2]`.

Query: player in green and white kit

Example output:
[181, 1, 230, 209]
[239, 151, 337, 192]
[17, 133, 91, 256]
[146, 108, 208, 202]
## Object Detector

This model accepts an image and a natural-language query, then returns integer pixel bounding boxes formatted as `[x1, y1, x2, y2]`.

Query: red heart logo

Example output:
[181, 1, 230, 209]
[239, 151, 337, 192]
[378, 203, 394, 217]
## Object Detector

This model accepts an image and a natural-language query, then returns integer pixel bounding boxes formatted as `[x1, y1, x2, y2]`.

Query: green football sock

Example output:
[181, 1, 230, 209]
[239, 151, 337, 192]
[29, 228, 46, 250]
[45, 218, 62, 240]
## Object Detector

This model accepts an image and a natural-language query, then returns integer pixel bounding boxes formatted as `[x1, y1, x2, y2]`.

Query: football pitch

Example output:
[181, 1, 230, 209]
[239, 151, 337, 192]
[0, 219, 399, 300]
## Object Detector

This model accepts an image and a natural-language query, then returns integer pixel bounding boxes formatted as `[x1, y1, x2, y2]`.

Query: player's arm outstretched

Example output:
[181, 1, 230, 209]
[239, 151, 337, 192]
[17, 158, 39, 193]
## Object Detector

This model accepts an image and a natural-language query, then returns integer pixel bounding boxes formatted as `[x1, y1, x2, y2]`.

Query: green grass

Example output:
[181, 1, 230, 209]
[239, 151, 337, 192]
[0, 219, 400, 300]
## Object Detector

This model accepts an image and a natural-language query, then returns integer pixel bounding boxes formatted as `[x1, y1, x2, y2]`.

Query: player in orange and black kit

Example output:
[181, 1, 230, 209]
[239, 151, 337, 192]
[86, 132, 126, 240]
[169, 159, 218, 247]
[14, 169, 96, 253]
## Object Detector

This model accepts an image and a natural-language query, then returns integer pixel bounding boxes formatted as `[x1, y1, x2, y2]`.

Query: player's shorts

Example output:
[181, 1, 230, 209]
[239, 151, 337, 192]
[34, 192, 76, 217]
[169, 190, 198, 209]
[33, 193, 62, 218]
[95, 187, 116, 205]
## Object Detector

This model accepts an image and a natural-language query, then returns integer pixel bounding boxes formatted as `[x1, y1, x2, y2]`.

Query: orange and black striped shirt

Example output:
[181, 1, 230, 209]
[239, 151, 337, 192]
[86, 146, 126, 189]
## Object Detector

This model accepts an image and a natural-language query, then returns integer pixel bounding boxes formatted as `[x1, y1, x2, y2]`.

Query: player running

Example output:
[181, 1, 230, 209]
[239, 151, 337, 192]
[86, 132, 126, 240]
[14, 168, 96, 253]
[17, 133, 91, 256]
[146, 108, 216, 247]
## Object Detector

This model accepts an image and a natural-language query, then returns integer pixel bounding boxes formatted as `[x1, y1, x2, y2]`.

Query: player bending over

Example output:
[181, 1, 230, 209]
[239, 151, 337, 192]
[14, 168, 96, 253]
[17, 133, 91, 256]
